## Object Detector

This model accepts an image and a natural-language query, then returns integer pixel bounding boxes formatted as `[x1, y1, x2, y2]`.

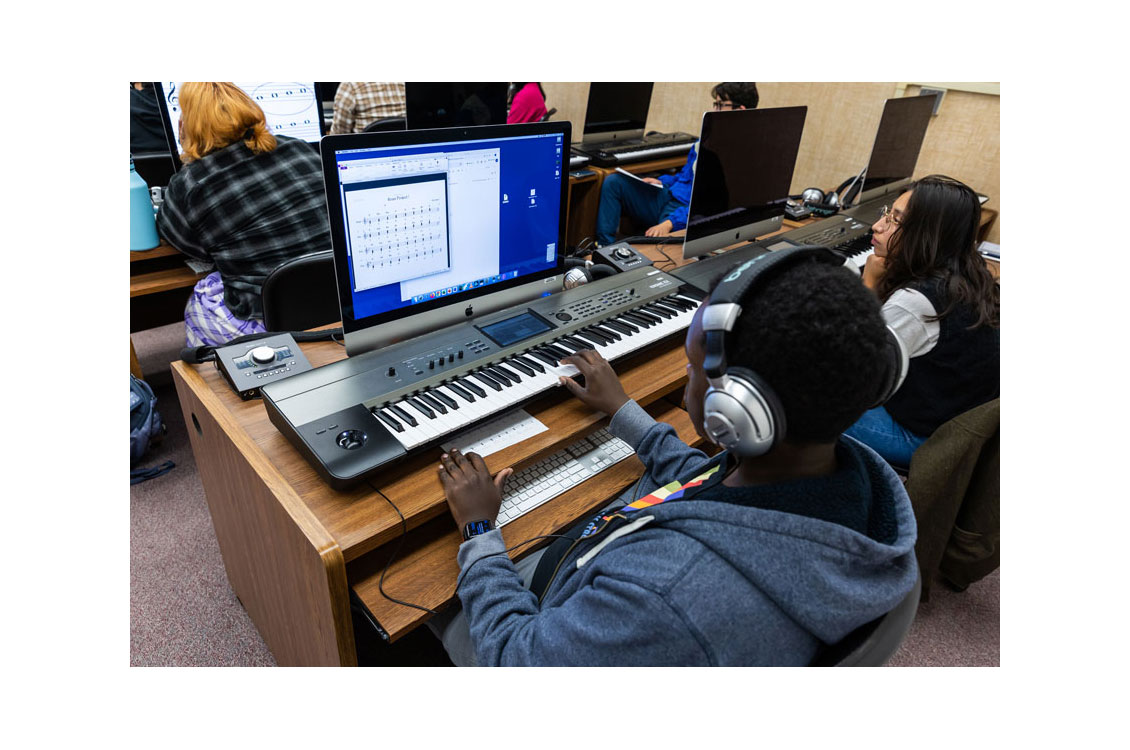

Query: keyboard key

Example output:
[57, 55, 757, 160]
[409, 397, 436, 419]
[420, 391, 448, 414]
[431, 389, 459, 409]
[459, 377, 487, 398]
[472, 371, 504, 392]
[515, 355, 545, 373]
[375, 409, 404, 433]
[388, 403, 418, 427]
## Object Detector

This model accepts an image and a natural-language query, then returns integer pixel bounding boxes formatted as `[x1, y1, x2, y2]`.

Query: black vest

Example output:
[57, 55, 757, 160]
[884, 278, 1000, 436]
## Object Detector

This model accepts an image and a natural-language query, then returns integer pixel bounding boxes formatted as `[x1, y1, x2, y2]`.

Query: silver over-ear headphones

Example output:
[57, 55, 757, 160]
[700, 245, 907, 456]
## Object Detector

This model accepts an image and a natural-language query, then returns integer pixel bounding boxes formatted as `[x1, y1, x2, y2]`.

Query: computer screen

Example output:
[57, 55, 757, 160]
[683, 106, 808, 259]
[153, 82, 324, 169]
[581, 82, 653, 142]
[404, 83, 509, 129]
[857, 94, 937, 203]
[320, 121, 570, 355]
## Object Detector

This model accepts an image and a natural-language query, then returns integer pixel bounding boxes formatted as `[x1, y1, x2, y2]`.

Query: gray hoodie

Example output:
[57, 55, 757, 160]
[455, 399, 919, 666]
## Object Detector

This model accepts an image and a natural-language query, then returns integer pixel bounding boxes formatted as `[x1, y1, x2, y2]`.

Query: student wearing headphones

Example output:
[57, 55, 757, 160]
[157, 82, 331, 347]
[593, 82, 759, 246]
[845, 175, 1000, 468]
[431, 248, 918, 666]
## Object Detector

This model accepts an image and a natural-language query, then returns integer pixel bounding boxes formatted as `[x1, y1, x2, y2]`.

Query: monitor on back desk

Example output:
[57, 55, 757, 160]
[580, 82, 653, 144]
[320, 121, 570, 356]
[153, 82, 325, 171]
[682, 106, 808, 260]
[855, 93, 938, 206]
[404, 83, 510, 129]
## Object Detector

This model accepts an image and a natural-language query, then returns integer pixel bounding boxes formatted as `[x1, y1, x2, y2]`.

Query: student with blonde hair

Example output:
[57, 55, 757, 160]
[157, 82, 330, 347]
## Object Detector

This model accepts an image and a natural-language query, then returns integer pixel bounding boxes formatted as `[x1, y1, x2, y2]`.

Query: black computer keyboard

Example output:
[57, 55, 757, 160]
[600, 134, 696, 155]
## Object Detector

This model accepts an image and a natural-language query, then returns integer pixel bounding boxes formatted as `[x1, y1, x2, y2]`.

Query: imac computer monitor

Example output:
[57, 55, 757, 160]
[682, 106, 808, 260]
[320, 121, 570, 356]
[581, 82, 653, 144]
[153, 82, 324, 171]
[404, 83, 509, 129]
[856, 93, 938, 205]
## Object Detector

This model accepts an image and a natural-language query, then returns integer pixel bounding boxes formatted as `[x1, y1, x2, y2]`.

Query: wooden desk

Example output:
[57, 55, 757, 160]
[171, 330, 700, 665]
[130, 242, 207, 377]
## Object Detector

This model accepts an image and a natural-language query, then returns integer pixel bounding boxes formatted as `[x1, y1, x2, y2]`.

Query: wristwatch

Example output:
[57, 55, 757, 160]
[462, 518, 495, 541]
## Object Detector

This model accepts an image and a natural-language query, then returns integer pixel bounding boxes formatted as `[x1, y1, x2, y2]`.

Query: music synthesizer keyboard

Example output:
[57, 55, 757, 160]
[261, 267, 700, 489]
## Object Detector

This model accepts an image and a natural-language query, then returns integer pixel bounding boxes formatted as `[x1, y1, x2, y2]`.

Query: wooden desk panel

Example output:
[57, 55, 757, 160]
[351, 400, 703, 640]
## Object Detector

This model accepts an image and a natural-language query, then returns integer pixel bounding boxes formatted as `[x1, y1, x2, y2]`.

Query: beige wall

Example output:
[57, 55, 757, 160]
[542, 82, 1000, 244]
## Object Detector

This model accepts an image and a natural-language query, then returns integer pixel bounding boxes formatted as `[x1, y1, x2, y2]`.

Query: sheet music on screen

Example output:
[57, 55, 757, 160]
[159, 81, 322, 153]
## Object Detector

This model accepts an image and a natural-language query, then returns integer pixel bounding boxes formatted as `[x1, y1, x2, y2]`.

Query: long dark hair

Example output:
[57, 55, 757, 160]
[877, 174, 999, 329]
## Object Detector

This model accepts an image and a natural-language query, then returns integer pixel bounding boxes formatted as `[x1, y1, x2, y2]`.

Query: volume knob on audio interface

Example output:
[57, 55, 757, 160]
[249, 346, 276, 365]
[614, 247, 632, 259]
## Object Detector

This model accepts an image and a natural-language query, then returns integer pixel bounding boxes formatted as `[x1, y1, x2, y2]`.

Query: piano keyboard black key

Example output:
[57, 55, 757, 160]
[375, 409, 404, 433]
[460, 377, 488, 398]
[573, 329, 608, 347]
[661, 296, 693, 312]
[507, 358, 536, 377]
[388, 403, 418, 426]
[494, 363, 522, 383]
[486, 366, 514, 386]
[561, 335, 593, 352]
[472, 371, 504, 391]
[448, 381, 476, 402]
[590, 324, 621, 341]
[419, 392, 448, 414]
[606, 318, 637, 334]
[409, 397, 436, 419]
[544, 343, 573, 360]
[515, 354, 545, 373]
[432, 389, 459, 409]
[530, 349, 559, 367]
[621, 311, 654, 328]
[643, 303, 674, 320]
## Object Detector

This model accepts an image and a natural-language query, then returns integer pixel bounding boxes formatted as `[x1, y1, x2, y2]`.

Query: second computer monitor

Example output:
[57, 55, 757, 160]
[581, 82, 653, 143]
[404, 83, 509, 129]
[856, 93, 938, 205]
[682, 106, 808, 260]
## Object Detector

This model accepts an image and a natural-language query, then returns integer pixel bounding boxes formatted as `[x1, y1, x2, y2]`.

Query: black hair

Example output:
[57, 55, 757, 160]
[878, 174, 999, 329]
[723, 259, 889, 442]
[711, 82, 759, 110]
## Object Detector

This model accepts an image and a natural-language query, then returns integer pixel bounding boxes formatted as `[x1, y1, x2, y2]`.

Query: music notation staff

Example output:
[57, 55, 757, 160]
[350, 197, 450, 288]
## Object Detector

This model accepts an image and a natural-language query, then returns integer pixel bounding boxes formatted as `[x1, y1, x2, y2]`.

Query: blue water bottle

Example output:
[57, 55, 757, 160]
[131, 156, 160, 251]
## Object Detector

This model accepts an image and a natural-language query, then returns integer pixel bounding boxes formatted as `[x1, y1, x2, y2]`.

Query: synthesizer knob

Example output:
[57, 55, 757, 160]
[429, 360, 435, 369]
[457, 350, 464, 359]
[448, 353, 455, 363]
[556, 312, 573, 322]
[614, 247, 632, 260]
[249, 346, 276, 365]
[387, 366, 396, 377]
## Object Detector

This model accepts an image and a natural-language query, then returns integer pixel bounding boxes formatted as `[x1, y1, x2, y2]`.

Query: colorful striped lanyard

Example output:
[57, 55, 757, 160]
[580, 462, 724, 539]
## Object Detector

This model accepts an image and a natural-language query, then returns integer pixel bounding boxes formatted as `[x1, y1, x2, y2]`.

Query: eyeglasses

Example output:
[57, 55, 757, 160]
[712, 100, 735, 111]
[878, 205, 903, 227]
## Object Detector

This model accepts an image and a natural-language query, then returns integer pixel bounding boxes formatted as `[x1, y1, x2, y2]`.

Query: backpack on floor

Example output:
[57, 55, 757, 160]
[130, 374, 174, 484]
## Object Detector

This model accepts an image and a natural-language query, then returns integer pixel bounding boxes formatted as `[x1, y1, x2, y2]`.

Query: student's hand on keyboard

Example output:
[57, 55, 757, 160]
[861, 253, 888, 290]
[645, 220, 674, 237]
[438, 449, 513, 531]
[558, 349, 631, 416]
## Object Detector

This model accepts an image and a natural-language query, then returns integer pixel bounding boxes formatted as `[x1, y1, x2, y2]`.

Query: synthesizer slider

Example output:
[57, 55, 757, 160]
[261, 266, 702, 489]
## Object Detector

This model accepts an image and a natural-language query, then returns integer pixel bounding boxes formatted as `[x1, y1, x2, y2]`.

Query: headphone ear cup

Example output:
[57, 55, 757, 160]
[702, 367, 785, 457]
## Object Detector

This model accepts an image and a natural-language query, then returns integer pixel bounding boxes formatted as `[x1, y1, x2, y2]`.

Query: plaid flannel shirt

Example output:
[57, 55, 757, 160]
[156, 135, 331, 321]
[329, 82, 406, 134]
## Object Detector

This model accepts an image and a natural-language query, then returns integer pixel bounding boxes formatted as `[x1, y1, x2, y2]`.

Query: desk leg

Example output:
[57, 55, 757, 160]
[173, 369, 357, 666]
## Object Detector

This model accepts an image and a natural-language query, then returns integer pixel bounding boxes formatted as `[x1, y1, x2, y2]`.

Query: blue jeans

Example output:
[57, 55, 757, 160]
[843, 406, 929, 470]
[595, 174, 682, 245]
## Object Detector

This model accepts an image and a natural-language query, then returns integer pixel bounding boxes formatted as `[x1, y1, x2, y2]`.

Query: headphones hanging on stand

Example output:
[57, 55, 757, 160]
[563, 258, 617, 289]
[794, 168, 868, 218]
[700, 245, 908, 456]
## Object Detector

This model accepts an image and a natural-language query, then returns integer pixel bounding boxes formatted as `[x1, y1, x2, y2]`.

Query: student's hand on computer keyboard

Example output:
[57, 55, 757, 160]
[861, 253, 888, 290]
[558, 349, 631, 416]
[645, 220, 674, 237]
[438, 449, 513, 530]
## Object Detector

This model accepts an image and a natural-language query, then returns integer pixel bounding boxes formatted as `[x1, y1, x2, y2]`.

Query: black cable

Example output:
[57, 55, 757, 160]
[367, 481, 439, 616]
[454, 533, 575, 593]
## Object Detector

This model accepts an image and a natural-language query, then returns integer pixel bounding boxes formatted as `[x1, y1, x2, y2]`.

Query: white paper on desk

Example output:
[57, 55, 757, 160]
[615, 167, 663, 188]
[441, 410, 547, 458]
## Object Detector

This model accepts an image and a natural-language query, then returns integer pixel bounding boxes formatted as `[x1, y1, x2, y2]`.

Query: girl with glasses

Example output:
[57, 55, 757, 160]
[845, 175, 1000, 468]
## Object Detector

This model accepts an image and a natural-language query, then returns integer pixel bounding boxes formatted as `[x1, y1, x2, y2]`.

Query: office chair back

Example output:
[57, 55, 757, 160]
[809, 572, 922, 666]
[363, 117, 407, 133]
[261, 250, 341, 332]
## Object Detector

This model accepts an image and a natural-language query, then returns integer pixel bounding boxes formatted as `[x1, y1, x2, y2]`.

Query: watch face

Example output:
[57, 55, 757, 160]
[463, 519, 494, 540]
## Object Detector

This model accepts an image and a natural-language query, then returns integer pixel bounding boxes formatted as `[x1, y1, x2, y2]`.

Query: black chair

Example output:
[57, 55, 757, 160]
[260, 251, 340, 332]
[810, 572, 922, 666]
[363, 117, 407, 133]
[539, 107, 557, 122]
